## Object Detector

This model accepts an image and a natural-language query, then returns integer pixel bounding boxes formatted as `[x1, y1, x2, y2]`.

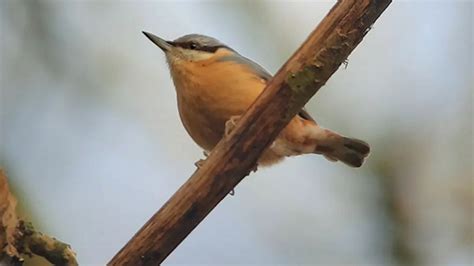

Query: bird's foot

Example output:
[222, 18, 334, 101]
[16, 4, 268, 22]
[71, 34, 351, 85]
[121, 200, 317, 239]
[194, 159, 205, 168]
[225, 115, 241, 137]
[251, 163, 259, 173]
[195, 151, 211, 168]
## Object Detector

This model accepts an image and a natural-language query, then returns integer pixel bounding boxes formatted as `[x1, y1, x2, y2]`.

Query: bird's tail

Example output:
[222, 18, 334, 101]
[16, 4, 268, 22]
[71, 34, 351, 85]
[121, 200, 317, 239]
[314, 132, 370, 168]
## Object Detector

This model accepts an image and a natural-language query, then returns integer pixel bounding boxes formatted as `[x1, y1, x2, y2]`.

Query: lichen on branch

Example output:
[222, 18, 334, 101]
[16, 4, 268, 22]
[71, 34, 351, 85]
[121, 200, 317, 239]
[0, 169, 78, 266]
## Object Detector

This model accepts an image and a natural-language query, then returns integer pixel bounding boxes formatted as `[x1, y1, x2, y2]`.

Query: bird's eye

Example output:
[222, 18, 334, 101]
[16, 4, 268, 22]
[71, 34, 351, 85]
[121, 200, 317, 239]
[189, 43, 198, 50]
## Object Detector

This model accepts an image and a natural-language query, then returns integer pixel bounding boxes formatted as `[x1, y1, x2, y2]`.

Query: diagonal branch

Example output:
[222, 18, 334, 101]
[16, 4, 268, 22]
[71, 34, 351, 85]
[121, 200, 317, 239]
[109, 0, 392, 265]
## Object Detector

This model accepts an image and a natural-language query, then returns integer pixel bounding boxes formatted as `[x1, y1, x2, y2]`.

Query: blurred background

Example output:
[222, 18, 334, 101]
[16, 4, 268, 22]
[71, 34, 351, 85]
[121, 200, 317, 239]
[0, 0, 472, 265]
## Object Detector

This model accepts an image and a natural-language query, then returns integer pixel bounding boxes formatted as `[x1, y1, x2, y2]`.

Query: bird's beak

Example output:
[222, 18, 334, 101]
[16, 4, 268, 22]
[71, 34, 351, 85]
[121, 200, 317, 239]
[142, 31, 173, 52]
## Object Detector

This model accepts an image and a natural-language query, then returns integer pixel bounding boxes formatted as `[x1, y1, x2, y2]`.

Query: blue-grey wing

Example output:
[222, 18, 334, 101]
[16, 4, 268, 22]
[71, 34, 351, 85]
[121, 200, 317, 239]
[217, 54, 272, 81]
[217, 54, 316, 123]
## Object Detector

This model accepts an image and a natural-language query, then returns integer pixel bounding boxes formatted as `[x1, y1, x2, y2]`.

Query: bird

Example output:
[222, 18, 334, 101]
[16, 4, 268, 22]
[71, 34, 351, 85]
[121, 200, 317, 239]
[143, 31, 370, 167]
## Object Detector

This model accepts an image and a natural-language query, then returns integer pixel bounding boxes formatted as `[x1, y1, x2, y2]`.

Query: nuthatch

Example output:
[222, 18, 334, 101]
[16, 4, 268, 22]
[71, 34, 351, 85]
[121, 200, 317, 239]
[143, 32, 370, 167]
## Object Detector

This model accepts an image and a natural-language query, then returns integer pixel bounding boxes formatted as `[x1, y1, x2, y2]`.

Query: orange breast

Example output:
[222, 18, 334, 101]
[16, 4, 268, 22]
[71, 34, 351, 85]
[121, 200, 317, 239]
[170, 52, 266, 151]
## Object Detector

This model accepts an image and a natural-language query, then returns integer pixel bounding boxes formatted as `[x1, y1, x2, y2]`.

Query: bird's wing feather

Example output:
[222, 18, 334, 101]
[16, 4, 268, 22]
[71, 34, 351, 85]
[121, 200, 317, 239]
[218, 54, 272, 81]
[218, 54, 316, 123]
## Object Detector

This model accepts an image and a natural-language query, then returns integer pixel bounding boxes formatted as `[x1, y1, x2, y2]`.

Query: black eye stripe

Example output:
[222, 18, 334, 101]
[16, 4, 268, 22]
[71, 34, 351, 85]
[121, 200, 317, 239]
[170, 41, 229, 53]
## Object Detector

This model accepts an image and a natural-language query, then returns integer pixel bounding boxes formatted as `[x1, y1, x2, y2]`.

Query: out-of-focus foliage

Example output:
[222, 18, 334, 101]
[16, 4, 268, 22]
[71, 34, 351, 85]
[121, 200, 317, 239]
[0, 1, 472, 265]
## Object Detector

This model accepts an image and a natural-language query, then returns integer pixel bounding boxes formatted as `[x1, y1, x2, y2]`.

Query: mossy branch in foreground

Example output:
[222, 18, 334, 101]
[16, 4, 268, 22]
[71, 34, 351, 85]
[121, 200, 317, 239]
[0, 169, 78, 266]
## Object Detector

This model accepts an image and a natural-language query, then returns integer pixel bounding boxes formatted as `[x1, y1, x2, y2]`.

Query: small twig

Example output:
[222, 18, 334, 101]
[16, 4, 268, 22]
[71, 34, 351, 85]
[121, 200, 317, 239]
[0, 169, 78, 265]
[17, 221, 78, 266]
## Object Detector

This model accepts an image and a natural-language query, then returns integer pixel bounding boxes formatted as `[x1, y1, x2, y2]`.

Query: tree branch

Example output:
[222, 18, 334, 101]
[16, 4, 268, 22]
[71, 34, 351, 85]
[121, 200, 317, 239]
[0, 169, 78, 266]
[109, 0, 392, 265]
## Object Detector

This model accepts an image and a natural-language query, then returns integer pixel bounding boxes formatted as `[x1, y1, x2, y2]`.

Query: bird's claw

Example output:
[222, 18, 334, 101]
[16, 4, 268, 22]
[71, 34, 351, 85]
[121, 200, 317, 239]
[194, 159, 206, 168]
[251, 163, 258, 173]
[225, 115, 241, 137]
[342, 59, 349, 69]
[195, 151, 211, 168]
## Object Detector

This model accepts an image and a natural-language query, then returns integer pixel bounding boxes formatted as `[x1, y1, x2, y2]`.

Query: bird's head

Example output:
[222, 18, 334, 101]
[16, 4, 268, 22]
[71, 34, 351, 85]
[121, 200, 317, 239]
[142, 32, 235, 65]
[142, 31, 272, 84]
